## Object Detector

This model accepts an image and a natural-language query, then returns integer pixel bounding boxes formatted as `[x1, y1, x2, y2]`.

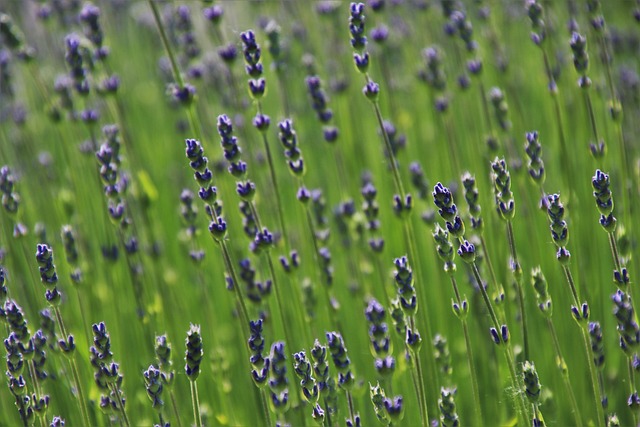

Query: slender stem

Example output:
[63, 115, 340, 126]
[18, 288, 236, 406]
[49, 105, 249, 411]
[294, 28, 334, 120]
[147, 0, 201, 142]
[110, 382, 131, 427]
[190, 380, 203, 427]
[546, 318, 582, 427]
[506, 221, 529, 360]
[629, 359, 638, 427]
[257, 104, 289, 250]
[403, 220, 437, 401]
[539, 47, 573, 192]
[450, 276, 483, 425]
[370, 99, 405, 198]
[583, 89, 601, 145]
[302, 201, 336, 327]
[170, 391, 184, 427]
[219, 240, 251, 334]
[260, 390, 273, 426]
[469, 262, 528, 425]
[54, 307, 92, 427]
[266, 254, 296, 348]
[470, 263, 502, 330]
[607, 231, 623, 274]
[479, 236, 499, 294]
[407, 342, 428, 427]
[441, 113, 461, 176]
[580, 328, 605, 426]
[561, 265, 581, 307]
[346, 390, 356, 424]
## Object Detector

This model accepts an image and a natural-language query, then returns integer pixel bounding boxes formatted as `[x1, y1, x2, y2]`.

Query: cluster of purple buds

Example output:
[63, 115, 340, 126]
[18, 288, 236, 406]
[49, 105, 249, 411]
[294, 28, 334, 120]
[326, 331, 355, 390]
[524, 131, 545, 186]
[370, 382, 404, 425]
[570, 32, 591, 90]
[241, 30, 266, 99]
[185, 139, 226, 242]
[90, 322, 125, 414]
[268, 341, 290, 413]
[35, 244, 62, 307]
[64, 34, 89, 95]
[248, 319, 270, 388]
[526, 0, 547, 46]
[365, 298, 395, 377]
[461, 173, 483, 232]
[277, 119, 305, 177]
[0, 165, 20, 215]
[305, 75, 339, 143]
[79, 3, 108, 59]
[361, 180, 384, 253]
[239, 258, 271, 304]
[96, 125, 129, 227]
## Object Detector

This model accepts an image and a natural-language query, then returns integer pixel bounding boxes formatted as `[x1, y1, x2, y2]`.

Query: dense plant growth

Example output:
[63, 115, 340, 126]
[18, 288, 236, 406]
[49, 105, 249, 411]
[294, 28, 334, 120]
[1, 1, 639, 426]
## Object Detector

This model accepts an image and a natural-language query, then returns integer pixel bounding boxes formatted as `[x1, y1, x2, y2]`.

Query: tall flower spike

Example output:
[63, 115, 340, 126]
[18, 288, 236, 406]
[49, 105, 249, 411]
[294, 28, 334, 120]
[349, 3, 367, 52]
[612, 290, 640, 356]
[432, 182, 465, 238]
[277, 119, 305, 177]
[522, 360, 541, 403]
[433, 334, 452, 376]
[591, 169, 617, 233]
[461, 172, 483, 232]
[545, 194, 570, 264]
[326, 331, 354, 390]
[365, 298, 395, 377]
[491, 158, 515, 221]
[531, 267, 552, 316]
[293, 351, 318, 403]
[240, 30, 266, 100]
[393, 256, 417, 316]
[185, 324, 203, 381]
[524, 131, 545, 186]
[588, 322, 605, 368]
[268, 341, 289, 413]
[438, 388, 459, 427]
[248, 319, 269, 388]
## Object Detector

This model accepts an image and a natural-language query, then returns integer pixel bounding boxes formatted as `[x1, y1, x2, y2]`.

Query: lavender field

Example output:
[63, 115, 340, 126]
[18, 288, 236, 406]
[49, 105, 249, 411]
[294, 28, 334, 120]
[1, 1, 640, 426]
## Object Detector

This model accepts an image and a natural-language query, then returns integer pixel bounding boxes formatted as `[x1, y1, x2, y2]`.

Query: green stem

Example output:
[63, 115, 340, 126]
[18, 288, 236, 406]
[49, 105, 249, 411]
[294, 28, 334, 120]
[546, 318, 582, 427]
[450, 276, 483, 425]
[147, 0, 202, 142]
[170, 391, 184, 427]
[580, 327, 605, 426]
[629, 359, 638, 427]
[370, 98, 406, 198]
[346, 390, 356, 425]
[561, 265, 581, 307]
[190, 380, 203, 427]
[469, 262, 528, 425]
[256, 104, 289, 251]
[407, 342, 428, 427]
[260, 390, 273, 426]
[479, 235, 500, 296]
[54, 307, 92, 427]
[583, 88, 601, 146]
[110, 382, 131, 427]
[506, 221, 529, 361]
[540, 47, 572, 189]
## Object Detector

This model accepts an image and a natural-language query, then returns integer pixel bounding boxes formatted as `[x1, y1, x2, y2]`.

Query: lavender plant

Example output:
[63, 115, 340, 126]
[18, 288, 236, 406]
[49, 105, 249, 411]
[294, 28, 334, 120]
[1, 2, 640, 426]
